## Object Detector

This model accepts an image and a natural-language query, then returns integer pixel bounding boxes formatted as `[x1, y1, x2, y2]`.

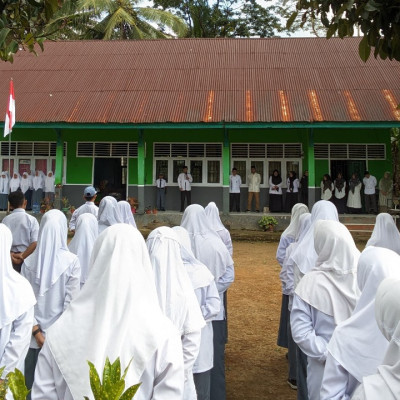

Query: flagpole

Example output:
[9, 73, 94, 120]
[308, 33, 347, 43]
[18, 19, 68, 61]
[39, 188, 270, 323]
[6, 78, 13, 213]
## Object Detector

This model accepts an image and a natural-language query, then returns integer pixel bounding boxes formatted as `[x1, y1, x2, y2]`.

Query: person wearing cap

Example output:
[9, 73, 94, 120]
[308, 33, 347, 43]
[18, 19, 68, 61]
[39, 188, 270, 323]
[363, 171, 377, 214]
[155, 172, 167, 211]
[68, 186, 98, 231]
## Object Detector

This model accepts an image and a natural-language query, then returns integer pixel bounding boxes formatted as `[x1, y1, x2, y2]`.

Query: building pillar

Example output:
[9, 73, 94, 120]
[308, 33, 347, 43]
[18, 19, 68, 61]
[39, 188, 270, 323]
[222, 128, 230, 214]
[307, 128, 317, 208]
[137, 129, 145, 213]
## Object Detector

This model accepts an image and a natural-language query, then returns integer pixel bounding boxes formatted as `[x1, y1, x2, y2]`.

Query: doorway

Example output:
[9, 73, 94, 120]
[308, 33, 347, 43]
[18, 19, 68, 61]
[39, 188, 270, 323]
[330, 160, 366, 181]
[94, 158, 127, 202]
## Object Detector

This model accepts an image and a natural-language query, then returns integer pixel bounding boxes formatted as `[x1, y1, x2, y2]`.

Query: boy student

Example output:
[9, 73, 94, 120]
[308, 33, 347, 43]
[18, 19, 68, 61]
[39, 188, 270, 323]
[178, 166, 193, 212]
[155, 172, 167, 211]
[1, 191, 39, 272]
[68, 186, 99, 231]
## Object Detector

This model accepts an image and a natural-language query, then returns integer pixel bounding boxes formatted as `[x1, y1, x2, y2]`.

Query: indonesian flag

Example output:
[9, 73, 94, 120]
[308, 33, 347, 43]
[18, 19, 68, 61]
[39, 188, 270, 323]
[4, 79, 15, 137]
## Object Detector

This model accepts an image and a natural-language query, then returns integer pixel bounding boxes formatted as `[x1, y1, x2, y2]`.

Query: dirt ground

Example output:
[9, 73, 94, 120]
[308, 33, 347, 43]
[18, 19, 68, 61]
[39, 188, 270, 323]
[225, 241, 296, 400]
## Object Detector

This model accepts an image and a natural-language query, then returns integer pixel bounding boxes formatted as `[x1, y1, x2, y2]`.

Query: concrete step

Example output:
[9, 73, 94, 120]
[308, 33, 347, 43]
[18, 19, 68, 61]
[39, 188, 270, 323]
[345, 223, 375, 232]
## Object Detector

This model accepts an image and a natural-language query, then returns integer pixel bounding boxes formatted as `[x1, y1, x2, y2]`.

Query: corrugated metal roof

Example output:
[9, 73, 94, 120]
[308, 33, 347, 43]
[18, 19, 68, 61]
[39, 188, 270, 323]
[0, 37, 399, 124]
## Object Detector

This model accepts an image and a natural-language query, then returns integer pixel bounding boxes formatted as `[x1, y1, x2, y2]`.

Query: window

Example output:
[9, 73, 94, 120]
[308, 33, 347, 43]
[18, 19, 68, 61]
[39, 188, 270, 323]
[268, 161, 282, 178]
[251, 161, 264, 184]
[173, 160, 186, 183]
[190, 160, 203, 183]
[286, 161, 300, 179]
[208, 161, 220, 183]
[77, 142, 137, 158]
[314, 144, 386, 160]
[156, 160, 168, 181]
[233, 161, 247, 184]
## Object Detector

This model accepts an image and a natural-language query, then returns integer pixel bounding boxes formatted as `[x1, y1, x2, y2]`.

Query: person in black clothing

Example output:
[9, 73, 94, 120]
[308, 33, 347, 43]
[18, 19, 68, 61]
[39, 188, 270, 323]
[300, 170, 309, 206]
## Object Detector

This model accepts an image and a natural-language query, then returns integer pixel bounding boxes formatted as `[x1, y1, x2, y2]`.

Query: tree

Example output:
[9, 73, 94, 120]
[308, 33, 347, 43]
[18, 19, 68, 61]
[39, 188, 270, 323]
[287, 0, 400, 62]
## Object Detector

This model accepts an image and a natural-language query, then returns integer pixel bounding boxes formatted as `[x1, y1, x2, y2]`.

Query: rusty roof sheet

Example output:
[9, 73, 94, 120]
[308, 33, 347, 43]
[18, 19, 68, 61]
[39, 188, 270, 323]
[0, 37, 399, 124]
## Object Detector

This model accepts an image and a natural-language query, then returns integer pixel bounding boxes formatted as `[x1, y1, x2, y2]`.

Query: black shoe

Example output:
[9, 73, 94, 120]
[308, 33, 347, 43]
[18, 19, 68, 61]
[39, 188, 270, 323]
[161, 208, 165, 211]
[256, 210, 260, 212]
[246, 209, 250, 212]
[287, 379, 297, 390]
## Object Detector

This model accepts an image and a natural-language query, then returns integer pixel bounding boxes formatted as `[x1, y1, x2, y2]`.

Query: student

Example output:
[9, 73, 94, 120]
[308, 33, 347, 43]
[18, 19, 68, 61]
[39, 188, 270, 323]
[117, 200, 137, 228]
[320, 174, 334, 201]
[20, 172, 33, 210]
[173, 226, 221, 400]
[363, 171, 377, 214]
[333, 172, 346, 214]
[351, 278, 400, 400]
[146, 227, 205, 400]
[378, 171, 393, 212]
[366, 212, 400, 254]
[32, 224, 184, 400]
[31, 171, 44, 208]
[299, 170, 309, 206]
[178, 166, 193, 212]
[269, 169, 283, 213]
[68, 186, 99, 231]
[247, 166, 261, 212]
[2, 191, 39, 272]
[9, 171, 21, 192]
[291, 220, 360, 400]
[0, 171, 9, 210]
[155, 172, 167, 211]
[0, 224, 36, 387]
[320, 247, 400, 400]
[44, 171, 55, 203]
[229, 168, 241, 212]
[97, 196, 122, 234]
[21, 210, 81, 395]
[347, 173, 362, 214]
[285, 171, 300, 213]
[68, 213, 98, 288]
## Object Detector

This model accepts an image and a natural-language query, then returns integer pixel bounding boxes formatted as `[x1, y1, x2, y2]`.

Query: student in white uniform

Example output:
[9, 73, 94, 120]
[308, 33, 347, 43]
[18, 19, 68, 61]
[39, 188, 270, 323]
[320, 247, 400, 400]
[351, 278, 400, 400]
[285, 171, 300, 212]
[146, 227, 205, 400]
[173, 226, 221, 400]
[347, 173, 362, 214]
[178, 166, 193, 212]
[68, 213, 98, 288]
[155, 172, 167, 211]
[0, 224, 36, 393]
[269, 169, 283, 213]
[20, 172, 32, 210]
[291, 220, 360, 400]
[68, 186, 99, 231]
[229, 168, 241, 212]
[320, 174, 334, 201]
[31, 224, 184, 400]
[366, 212, 400, 254]
[117, 200, 137, 228]
[0, 171, 9, 210]
[2, 191, 39, 273]
[9, 171, 21, 192]
[21, 210, 81, 395]
[333, 172, 346, 214]
[97, 195, 122, 234]
[363, 171, 377, 214]
[31, 171, 44, 208]
[181, 204, 234, 400]
[44, 171, 55, 203]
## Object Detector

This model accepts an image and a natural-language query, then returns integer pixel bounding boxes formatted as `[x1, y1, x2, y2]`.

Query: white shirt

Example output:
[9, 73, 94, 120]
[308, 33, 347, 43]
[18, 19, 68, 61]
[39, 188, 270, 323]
[156, 178, 167, 188]
[321, 181, 334, 200]
[178, 173, 193, 191]
[248, 172, 261, 192]
[334, 180, 347, 199]
[2, 209, 39, 252]
[229, 174, 241, 193]
[69, 201, 99, 230]
[363, 175, 377, 195]
[286, 178, 300, 193]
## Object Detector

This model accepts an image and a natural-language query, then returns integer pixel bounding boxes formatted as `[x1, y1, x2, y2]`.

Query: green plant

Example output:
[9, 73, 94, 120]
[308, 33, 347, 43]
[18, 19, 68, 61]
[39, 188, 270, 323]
[84, 357, 141, 400]
[0, 366, 6, 400]
[258, 216, 278, 231]
[61, 197, 70, 208]
[0, 367, 30, 400]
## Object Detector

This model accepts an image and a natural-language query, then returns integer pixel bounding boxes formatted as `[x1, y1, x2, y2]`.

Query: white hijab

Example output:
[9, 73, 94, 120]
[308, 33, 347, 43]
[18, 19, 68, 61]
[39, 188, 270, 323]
[98, 196, 122, 234]
[290, 200, 339, 274]
[20, 172, 30, 193]
[9, 171, 20, 192]
[181, 204, 233, 282]
[68, 213, 98, 285]
[282, 203, 309, 240]
[0, 171, 9, 193]
[46, 224, 178, 400]
[32, 171, 44, 190]
[44, 171, 55, 192]
[146, 227, 205, 335]
[0, 224, 36, 329]
[117, 200, 137, 228]
[24, 209, 76, 296]
[204, 202, 226, 232]
[355, 278, 400, 400]
[295, 220, 360, 324]
[172, 226, 214, 290]
[366, 213, 400, 255]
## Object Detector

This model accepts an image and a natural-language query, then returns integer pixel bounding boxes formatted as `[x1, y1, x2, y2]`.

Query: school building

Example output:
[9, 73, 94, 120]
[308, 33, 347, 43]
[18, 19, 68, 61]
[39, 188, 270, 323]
[0, 37, 399, 212]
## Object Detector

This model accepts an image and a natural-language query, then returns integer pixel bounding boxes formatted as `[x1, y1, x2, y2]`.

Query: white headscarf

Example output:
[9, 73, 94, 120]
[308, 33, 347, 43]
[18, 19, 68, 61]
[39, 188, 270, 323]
[295, 220, 360, 324]
[46, 224, 179, 400]
[32, 170, 44, 190]
[181, 204, 233, 282]
[44, 171, 55, 192]
[146, 227, 205, 335]
[282, 203, 309, 240]
[328, 247, 400, 383]
[98, 196, 122, 234]
[68, 213, 98, 285]
[0, 171, 9, 194]
[172, 226, 214, 290]
[0, 224, 36, 329]
[290, 200, 339, 274]
[356, 278, 400, 400]
[9, 171, 20, 192]
[366, 213, 400, 255]
[23, 209, 76, 296]
[20, 172, 30, 193]
[117, 200, 137, 228]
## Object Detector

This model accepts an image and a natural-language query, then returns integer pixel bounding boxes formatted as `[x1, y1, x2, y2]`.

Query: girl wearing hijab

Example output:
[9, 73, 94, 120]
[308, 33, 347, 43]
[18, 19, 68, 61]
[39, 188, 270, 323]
[181, 204, 234, 400]
[269, 169, 283, 212]
[68, 213, 98, 288]
[146, 227, 205, 400]
[21, 210, 81, 394]
[0, 171, 9, 210]
[291, 220, 360, 400]
[347, 173, 362, 214]
[333, 172, 346, 214]
[378, 171, 393, 212]
[173, 226, 221, 400]
[117, 200, 137, 228]
[97, 196, 122, 234]
[44, 171, 55, 203]
[205, 202, 233, 256]
[9, 171, 21, 192]
[0, 225, 36, 386]
[285, 171, 300, 212]
[320, 174, 334, 201]
[32, 170, 44, 207]
[351, 278, 400, 400]
[21, 172, 32, 210]
[366, 212, 400, 254]
[300, 171, 309, 206]
[32, 224, 184, 400]
[320, 247, 400, 400]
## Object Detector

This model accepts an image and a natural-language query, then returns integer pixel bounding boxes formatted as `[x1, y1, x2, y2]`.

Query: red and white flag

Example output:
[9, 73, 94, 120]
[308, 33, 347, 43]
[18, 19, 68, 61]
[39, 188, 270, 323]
[4, 79, 15, 137]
